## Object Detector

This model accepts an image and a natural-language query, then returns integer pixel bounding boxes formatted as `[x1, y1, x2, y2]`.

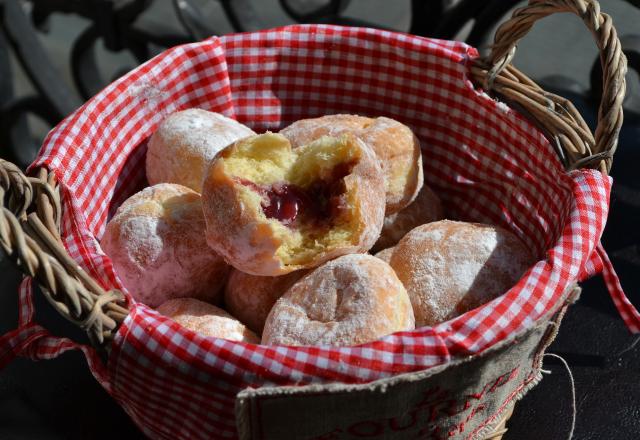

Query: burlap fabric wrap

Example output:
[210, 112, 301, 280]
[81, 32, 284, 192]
[1, 1, 639, 439]
[236, 287, 580, 440]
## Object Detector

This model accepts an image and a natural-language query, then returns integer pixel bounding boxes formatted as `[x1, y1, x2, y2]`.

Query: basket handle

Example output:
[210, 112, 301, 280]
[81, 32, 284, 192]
[470, 0, 627, 174]
[0, 159, 128, 349]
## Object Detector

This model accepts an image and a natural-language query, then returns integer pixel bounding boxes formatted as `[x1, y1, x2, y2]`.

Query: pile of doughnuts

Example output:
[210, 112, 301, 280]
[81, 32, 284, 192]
[101, 109, 534, 346]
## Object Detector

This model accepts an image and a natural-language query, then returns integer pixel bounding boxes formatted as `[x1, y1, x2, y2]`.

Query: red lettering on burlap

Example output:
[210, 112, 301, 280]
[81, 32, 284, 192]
[468, 403, 486, 421]
[489, 367, 518, 393]
[466, 382, 492, 401]
[446, 398, 470, 417]
[413, 387, 452, 423]
[309, 367, 521, 440]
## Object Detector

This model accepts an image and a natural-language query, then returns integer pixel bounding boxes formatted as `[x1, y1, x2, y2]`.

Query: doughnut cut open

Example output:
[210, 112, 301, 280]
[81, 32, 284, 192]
[280, 114, 424, 215]
[202, 133, 385, 276]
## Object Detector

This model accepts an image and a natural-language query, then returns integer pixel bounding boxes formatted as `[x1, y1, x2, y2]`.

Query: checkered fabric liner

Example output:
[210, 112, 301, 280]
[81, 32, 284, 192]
[3, 25, 639, 439]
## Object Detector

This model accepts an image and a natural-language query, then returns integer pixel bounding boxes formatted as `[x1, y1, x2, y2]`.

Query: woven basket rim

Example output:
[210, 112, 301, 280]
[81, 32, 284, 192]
[0, 0, 624, 352]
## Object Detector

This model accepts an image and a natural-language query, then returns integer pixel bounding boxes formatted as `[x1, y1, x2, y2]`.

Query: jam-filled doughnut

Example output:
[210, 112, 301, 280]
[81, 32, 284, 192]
[372, 183, 444, 252]
[101, 183, 229, 307]
[202, 132, 385, 276]
[146, 109, 255, 192]
[280, 114, 423, 214]
[389, 220, 534, 327]
[157, 298, 259, 343]
[224, 269, 308, 334]
[262, 254, 415, 347]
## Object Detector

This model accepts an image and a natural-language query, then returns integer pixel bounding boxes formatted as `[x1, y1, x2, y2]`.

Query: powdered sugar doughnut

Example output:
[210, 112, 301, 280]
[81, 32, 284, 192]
[224, 269, 308, 334]
[280, 115, 371, 145]
[373, 183, 444, 252]
[146, 109, 255, 192]
[280, 114, 423, 214]
[101, 183, 229, 307]
[389, 220, 534, 327]
[202, 133, 385, 276]
[262, 254, 415, 346]
[157, 298, 259, 342]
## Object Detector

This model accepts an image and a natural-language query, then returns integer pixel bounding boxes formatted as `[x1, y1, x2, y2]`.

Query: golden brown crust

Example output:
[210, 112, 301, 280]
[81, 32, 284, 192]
[202, 167, 283, 275]
[262, 254, 415, 347]
[101, 183, 230, 307]
[201, 133, 386, 276]
[280, 115, 373, 147]
[146, 109, 255, 192]
[373, 247, 395, 264]
[224, 269, 308, 334]
[389, 220, 534, 327]
[359, 118, 423, 213]
[280, 114, 423, 214]
[372, 183, 444, 252]
[156, 298, 259, 343]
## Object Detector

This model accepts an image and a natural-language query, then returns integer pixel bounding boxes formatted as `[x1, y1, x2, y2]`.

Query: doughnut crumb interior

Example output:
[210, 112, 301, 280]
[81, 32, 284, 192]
[202, 132, 385, 275]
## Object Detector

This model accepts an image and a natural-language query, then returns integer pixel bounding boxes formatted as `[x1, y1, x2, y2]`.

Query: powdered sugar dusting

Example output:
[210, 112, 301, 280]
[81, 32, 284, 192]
[202, 133, 385, 276]
[165, 110, 253, 157]
[407, 226, 446, 243]
[280, 114, 423, 214]
[101, 184, 229, 308]
[156, 298, 259, 343]
[146, 109, 255, 191]
[390, 220, 533, 327]
[373, 183, 444, 251]
[224, 269, 307, 334]
[120, 215, 165, 268]
[279, 114, 372, 148]
[262, 254, 414, 346]
[374, 247, 394, 263]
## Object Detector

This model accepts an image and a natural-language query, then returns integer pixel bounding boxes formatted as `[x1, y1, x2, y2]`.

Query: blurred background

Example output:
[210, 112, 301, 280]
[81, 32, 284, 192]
[0, 0, 639, 438]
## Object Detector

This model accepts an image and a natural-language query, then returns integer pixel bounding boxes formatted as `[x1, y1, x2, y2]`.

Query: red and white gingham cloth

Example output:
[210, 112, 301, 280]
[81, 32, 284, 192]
[2, 25, 639, 439]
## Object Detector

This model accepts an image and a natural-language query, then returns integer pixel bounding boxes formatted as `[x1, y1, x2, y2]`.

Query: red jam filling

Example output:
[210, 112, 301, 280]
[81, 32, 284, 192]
[236, 160, 355, 226]
[263, 184, 307, 224]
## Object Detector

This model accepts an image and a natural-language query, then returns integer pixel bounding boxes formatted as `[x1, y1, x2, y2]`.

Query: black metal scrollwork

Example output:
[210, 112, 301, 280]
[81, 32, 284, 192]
[1, 0, 638, 169]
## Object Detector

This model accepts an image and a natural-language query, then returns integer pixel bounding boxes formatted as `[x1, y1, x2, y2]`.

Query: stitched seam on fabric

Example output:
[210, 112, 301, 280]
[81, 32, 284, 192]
[469, 369, 544, 440]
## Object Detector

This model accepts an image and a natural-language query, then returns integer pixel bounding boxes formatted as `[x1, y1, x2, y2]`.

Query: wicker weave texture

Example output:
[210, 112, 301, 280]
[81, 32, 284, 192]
[471, 0, 626, 174]
[0, 0, 625, 349]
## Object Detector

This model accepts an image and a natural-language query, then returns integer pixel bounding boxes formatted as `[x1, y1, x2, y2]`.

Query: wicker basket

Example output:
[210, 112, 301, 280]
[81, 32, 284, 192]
[0, 1, 630, 439]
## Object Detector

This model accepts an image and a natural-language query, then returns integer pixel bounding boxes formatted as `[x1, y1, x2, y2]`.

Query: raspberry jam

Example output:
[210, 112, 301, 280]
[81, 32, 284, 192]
[237, 161, 355, 226]
[262, 184, 307, 224]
